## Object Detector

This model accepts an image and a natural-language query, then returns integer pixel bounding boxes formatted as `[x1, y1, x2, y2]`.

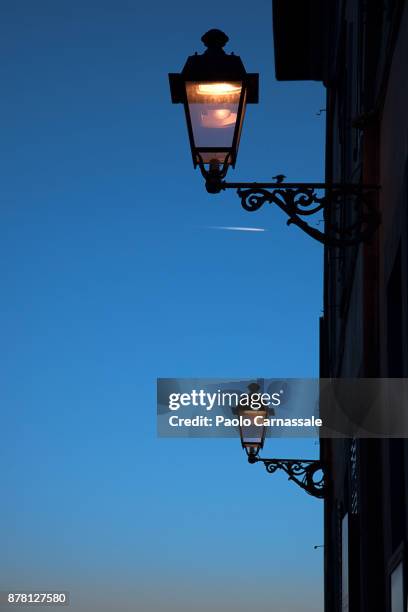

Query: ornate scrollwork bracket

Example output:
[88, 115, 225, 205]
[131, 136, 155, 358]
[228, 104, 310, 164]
[197, 160, 380, 247]
[248, 456, 327, 498]
[233, 184, 380, 247]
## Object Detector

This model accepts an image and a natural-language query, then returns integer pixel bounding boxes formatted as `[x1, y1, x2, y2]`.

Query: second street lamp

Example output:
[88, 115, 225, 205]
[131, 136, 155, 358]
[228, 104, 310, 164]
[238, 382, 268, 459]
[169, 29, 381, 247]
[237, 383, 327, 499]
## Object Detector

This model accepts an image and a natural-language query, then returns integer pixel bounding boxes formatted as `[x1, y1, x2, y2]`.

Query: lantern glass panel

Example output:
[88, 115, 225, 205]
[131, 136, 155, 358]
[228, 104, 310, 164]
[239, 409, 267, 452]
[186, 81, 242, 162]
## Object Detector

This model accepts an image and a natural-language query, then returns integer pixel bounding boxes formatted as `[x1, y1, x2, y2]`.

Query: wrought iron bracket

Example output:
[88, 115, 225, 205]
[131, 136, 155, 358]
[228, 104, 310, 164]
[248, 455, 327, 498]
[198, 159, 381, 247]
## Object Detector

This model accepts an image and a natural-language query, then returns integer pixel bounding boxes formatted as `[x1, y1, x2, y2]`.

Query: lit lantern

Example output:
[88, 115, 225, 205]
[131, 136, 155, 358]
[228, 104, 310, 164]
[238, 383, 268, 460]
[169, 29, 258, 187]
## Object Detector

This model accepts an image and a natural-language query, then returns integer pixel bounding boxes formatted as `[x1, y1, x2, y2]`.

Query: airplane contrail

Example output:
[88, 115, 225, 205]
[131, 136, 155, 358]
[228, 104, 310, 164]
[207, 226, 267, 232]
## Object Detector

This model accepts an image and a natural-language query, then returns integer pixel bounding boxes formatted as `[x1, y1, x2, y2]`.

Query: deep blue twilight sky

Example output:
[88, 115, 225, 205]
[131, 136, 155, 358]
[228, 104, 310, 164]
[0, 2, 326, 611]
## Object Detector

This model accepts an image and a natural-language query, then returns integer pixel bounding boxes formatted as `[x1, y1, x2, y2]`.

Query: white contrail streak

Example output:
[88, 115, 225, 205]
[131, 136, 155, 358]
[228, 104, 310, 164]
[207, 226, 267, 232]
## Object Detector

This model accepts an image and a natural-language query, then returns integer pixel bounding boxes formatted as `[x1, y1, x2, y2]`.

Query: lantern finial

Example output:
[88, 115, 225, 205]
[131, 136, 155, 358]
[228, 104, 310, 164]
[201, 29, 229, 51]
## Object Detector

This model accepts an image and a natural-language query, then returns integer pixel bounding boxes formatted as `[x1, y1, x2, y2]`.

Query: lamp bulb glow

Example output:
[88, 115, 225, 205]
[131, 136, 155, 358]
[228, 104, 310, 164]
[197, 82, 242, 95]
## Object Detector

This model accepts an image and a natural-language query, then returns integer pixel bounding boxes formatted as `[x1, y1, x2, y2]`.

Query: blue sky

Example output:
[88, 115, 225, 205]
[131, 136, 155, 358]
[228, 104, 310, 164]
[0, 1, 326, 610]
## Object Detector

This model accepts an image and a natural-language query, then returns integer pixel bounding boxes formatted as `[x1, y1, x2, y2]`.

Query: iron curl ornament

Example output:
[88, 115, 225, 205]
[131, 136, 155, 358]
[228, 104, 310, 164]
[198, 157, 380, 248]
[247, 455, 327, 498]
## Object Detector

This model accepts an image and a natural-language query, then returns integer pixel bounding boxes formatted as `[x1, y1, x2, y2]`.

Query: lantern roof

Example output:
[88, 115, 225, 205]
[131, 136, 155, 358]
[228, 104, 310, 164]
[169, 29, 258, 104]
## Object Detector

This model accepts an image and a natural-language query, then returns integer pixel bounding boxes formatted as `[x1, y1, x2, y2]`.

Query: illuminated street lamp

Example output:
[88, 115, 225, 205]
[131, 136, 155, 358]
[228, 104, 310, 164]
[169, 30, 380, 246]
[237, 383, 327, 498]
[238, 382, 268, 460]
[169, 29, 258, 193]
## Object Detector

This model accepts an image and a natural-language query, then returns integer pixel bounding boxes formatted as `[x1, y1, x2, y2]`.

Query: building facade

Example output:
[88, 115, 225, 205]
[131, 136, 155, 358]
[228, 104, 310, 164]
[273, 1, 408, 610]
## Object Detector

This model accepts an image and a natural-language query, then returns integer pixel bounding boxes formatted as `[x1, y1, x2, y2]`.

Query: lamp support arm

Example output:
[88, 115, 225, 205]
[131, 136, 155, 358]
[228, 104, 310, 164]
[248, 456, 327, 498]
[198, 161, 380, 248]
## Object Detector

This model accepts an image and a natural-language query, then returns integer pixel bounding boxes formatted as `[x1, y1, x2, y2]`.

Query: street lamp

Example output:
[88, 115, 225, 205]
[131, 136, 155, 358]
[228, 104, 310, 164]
[169, 29, 258, 194]
[169, 30, 380, 247]
[238, 382, 268, 459]
[237, 383, 327, 499]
